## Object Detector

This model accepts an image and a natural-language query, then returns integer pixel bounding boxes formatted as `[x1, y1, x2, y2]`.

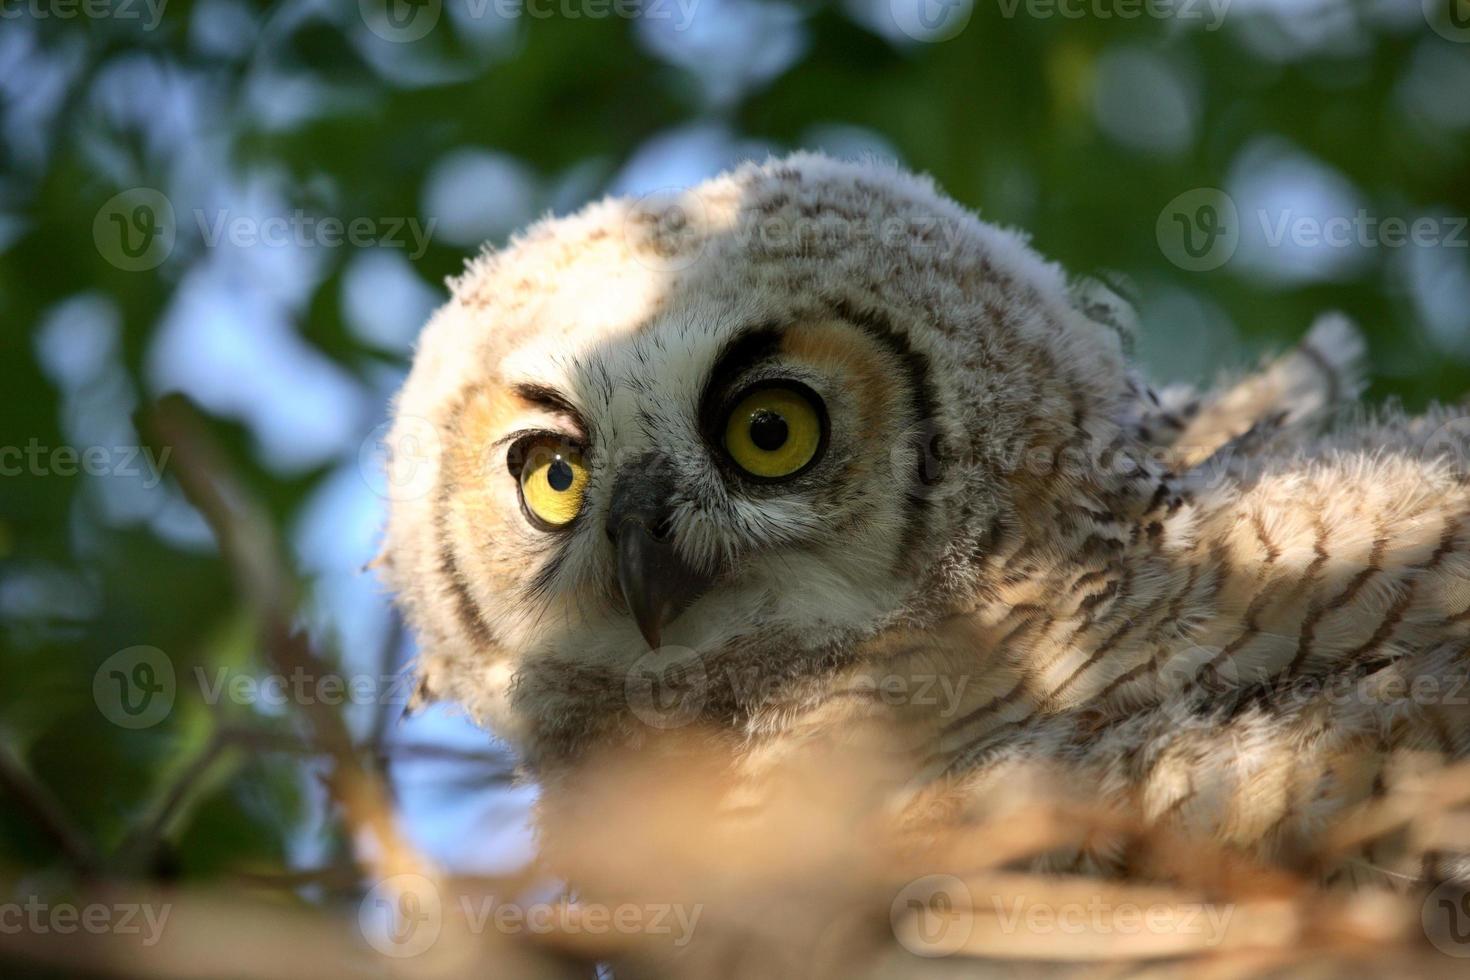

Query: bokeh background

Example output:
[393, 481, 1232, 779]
[3, 0, 1469, 966]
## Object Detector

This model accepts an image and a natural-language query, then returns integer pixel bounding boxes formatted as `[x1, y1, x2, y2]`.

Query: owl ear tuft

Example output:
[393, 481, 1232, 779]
[1069, 273, 1139, 357]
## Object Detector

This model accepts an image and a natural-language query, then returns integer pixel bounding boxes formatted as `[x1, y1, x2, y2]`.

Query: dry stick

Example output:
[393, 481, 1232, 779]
[139, 395, 425, 881]
[0, 736, 97, 873]
[115, 730, 232, 869]
[366, 610, 407, 765]
[217, 724, 516, 772]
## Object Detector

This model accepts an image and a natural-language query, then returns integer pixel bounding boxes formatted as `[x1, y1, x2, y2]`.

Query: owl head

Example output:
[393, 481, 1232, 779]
[382, 153, 1132, 765]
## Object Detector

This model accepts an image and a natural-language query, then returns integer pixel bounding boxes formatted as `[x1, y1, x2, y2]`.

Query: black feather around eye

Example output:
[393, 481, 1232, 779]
[504, 430, 583, 478]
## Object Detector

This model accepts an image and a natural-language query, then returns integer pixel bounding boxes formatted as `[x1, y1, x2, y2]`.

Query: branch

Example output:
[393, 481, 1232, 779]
[0, 735, 97, 873]
[114, 730, 232, 870]
[138, 395, 428, 881]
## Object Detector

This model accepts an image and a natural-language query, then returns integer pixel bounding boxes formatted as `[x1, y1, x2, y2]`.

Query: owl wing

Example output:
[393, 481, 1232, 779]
[1166, 314, 1366, 467]
[1101, 302, 1366, 469]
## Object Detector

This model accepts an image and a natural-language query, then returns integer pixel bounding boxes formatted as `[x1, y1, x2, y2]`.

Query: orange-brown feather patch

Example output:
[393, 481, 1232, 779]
[780, 321, 897, 432]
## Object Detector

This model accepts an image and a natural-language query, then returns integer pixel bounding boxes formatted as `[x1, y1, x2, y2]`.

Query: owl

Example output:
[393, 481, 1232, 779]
[382, 154, 1470, 890]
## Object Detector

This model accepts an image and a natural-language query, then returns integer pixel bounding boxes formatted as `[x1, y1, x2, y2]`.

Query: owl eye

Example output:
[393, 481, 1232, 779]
[515, 438, 589, 529]
[722, 382, 827, 480]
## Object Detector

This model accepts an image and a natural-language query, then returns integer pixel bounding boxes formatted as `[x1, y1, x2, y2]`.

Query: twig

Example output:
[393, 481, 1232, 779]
[115, 730, 232, 869]
[216, 724, 515, 774]
[0, 735, 97, 873]
[139, 395, 429, 881]
[367, 610, 407, 761]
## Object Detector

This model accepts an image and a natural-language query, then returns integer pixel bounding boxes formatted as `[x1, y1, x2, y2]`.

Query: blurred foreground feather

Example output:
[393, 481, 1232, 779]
[6, 729, 1469, 978]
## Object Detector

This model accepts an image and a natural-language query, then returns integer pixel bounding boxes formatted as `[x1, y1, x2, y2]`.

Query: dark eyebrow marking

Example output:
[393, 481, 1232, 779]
[825, 296, 942, 577]
[709, 321, 785, 382]
[513, 382, 587, 432]
[697, 321, 785, 436]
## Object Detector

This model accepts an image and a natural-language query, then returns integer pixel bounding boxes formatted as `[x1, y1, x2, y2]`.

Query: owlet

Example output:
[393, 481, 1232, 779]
[382, 154, 1470, 886]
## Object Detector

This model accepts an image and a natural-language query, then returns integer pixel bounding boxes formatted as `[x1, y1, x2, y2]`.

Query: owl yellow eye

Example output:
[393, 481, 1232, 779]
[518, 440, 589, 528]
[722, 383, 827, 480]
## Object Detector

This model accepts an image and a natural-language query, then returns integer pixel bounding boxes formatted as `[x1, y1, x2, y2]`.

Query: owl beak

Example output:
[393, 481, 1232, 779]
[613, 517, 712, 650]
